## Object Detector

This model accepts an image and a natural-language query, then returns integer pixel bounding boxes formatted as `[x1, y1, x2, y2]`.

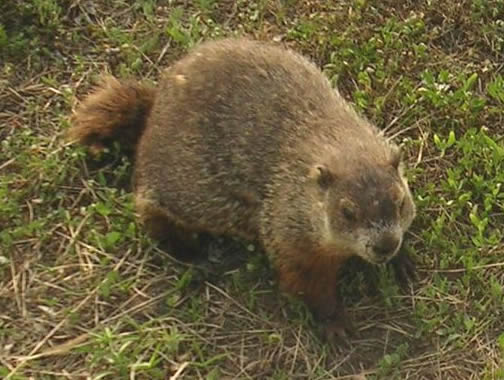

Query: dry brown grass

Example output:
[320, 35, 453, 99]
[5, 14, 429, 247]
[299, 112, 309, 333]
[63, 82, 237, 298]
[1, 0, 504, 379]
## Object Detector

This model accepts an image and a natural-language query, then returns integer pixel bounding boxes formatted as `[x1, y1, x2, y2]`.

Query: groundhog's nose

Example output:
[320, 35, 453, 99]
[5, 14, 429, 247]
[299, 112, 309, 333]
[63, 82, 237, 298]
[373, 233, 400, 257]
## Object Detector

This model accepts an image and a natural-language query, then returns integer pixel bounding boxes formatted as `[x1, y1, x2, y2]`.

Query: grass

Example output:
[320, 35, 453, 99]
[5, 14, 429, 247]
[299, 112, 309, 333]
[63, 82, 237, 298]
[1, 0, 504, 378]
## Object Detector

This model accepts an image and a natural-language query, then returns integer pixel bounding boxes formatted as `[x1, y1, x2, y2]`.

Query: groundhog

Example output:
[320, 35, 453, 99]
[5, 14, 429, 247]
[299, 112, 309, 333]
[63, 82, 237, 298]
[68, 37, 416, 340]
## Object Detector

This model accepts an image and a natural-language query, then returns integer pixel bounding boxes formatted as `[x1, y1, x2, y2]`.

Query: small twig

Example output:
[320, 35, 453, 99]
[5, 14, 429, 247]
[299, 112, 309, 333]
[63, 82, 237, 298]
[427, 261, 504, 273]
[169, 361, 189, 380]
[0, 158, 15, 171]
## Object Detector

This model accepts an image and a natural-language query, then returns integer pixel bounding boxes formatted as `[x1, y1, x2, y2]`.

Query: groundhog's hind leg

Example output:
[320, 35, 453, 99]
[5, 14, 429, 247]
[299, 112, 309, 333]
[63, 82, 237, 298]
[134, 193, 206, 261]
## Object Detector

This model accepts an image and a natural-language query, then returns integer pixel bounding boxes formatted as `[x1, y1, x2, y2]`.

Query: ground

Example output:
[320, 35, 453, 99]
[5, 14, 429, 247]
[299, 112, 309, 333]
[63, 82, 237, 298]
[1, 0, 504, 379]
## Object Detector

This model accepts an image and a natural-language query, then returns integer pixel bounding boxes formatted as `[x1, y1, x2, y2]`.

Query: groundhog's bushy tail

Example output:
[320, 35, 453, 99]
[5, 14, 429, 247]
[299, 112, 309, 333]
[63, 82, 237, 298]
[68, 75, 156, 155]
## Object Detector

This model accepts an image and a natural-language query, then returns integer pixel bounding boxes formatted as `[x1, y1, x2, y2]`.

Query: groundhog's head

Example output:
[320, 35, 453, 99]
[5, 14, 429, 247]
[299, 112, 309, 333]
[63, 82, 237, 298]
[312, 149, 416, 264]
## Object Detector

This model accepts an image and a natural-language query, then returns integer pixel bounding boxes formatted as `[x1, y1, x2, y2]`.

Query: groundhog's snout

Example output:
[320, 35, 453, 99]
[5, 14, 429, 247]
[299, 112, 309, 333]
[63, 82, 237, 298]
[372, 232, 401, 259]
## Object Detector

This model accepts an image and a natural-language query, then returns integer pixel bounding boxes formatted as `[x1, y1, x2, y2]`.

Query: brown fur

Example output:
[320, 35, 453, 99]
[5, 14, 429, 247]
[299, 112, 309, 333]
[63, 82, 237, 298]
[68, 75, 155, 154]
[276, 247, 351, 317]
[68, 38, 416, 333]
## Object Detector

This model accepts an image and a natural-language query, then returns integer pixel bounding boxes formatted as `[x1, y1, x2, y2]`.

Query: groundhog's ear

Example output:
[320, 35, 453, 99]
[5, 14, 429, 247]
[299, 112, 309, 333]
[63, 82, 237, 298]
[389, 145, 402, 171]
[310, 164, 334, 189]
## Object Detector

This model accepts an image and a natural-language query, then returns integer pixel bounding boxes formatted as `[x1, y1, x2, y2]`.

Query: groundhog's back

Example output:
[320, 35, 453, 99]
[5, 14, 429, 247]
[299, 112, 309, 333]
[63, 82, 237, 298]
[133, 38, 386, 233]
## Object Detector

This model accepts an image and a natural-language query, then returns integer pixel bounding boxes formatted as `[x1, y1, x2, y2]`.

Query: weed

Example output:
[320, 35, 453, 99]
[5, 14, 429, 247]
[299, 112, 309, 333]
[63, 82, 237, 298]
[2, 0, 504, 379]
[33, 0, 62, 29]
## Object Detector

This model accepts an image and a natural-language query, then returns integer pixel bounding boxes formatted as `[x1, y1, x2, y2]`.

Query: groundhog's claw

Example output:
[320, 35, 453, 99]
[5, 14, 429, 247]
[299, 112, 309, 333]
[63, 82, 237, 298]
[324, 319, 353, 345]
[318, 308, 354, 347]
[390, 249, 417, 285]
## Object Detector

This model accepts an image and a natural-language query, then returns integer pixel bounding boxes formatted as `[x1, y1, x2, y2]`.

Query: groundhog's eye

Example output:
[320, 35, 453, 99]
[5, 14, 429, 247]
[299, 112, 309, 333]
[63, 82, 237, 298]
[342, 206, 357, 222]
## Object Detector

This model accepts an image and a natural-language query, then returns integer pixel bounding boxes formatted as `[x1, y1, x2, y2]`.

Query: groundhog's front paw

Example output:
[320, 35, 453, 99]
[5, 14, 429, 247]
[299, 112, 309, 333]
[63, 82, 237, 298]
[390, 248, 417, 285]
[318, 308, 354, 347]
